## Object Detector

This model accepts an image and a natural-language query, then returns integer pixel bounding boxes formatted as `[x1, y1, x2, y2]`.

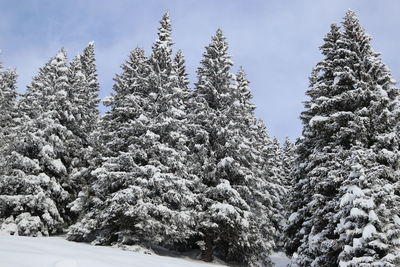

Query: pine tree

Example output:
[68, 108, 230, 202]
[65, 54, 90, 197]
[285, 11, 400, 266]
[191, 29, 247, 263]
[278, 137, 295, 248]
[67, 47, 152, 243]
[0, 50, 73, 236]
[0, 61, 19, 198]
[79, 42, 100, 135]
[190, 31, 277, 266]
[231, 69, 288, 264]
[333, 11, 400, 266]
[143, 11, 198, 248]
[285, 23, 343, 265]
[0, 64, 18, 171]
[173, 50, 190, 90]
[66, 43, 101, 219]
[281, 137, 295, 188]
[248, 120, 289, 255]
[68, 13, 197, 249]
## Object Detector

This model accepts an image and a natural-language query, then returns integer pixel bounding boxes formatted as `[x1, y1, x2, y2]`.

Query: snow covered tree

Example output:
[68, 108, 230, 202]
[336, 147, 400, 266]
[66, 43, 100, 218]
[0, 63, 19, 218]
[0, 64, 18, 171]
[0, 50, 74, 236]
[284, 23, 343, 264]
[139, 11, 198, 248]
[65, 54, 90, 196]
[67, 42, 100, 145]
[190, 29, 248, 263]
[285, 11, 400, 266]
[277, 137, 295, 248]
[190, 31, 277, 266]
[67, 46, 153, 243]
[173, 50, 190, 90]
[68, 13, 198, 250]
[248, 121, 289, 255]
[80, 41, 100, 131]
[231, 69, 290, 263]
[281, 137, 295, 188]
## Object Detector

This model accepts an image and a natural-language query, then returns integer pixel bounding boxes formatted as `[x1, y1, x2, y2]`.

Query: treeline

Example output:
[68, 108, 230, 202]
[2, 9, 400, 267]
[0, 13, 292, 266]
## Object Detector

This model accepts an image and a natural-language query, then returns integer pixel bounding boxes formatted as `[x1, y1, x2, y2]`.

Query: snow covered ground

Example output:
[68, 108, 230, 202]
[0, 234, 290, 267]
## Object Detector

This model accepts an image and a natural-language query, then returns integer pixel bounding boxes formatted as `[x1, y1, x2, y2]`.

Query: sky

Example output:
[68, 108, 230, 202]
[1, 0, 400, 141]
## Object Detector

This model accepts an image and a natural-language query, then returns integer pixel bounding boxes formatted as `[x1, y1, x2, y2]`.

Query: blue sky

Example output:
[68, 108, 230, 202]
[1, 0, 399, 141]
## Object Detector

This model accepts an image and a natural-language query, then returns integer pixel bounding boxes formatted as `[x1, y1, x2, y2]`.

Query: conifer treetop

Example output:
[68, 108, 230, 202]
[204, 29, 230, 61]
[151, 12, 173, 68]
[173, 50, 190, 88]
[196, 29, 233, 110]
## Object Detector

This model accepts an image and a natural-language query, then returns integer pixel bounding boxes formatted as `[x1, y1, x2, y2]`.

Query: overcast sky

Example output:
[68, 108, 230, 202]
[1, 0, 399, 141]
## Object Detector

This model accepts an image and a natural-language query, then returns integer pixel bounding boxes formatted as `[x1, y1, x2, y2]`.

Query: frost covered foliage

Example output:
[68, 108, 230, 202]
[285, 11, 400, 266]
[0, 51, 71, 236]
[66, 42, 101, 214]
[0, 12, 285, 266]
[0, 46, 100, 236]
[68, 13, 198, 249]
[0, 64, 18, 169]
[281, 137, 295, 188]
[189, 30, 283, 266]
[66, 13, 282, 266]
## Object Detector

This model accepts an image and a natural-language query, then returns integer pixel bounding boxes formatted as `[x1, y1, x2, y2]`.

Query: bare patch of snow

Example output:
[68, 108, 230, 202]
[0, 235, 223, 267]
[0, 235, 290, 267]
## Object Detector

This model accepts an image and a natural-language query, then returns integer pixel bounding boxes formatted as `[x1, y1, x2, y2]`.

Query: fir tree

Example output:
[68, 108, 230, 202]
[278, 137, 295, 248]
[0, 64, 18, 170]
[281, 137, 295, 188]
[285, 11, 400, 266]
[66, 43, 100, 219]
[69, 13, 197, 249]
[173, 50, 190, 90]
[190, 32, 276, 266]
[68, 47, 153, 243]
[0, 61, 19, 193]
[0, 50, 73, 236]
[79, 41, 100, 135]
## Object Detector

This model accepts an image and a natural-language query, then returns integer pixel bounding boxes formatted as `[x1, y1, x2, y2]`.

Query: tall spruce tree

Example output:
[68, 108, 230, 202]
[279, 137, 295, 247]
[190, 31, 277, 266]
[68, 13, 197, 249]
[250, 121, 288, 254]
[191, 29, 248, 263]
[66, 54, 90, 198]
[0, 61, 18, 192]
[0, 64, 18, 170]
[231, 69, 286, 264]
[0, 50, 73, 236]
[173, 50, 190, 90]
[67, 43, 100, 219]
[80, 41, 100, 131]
[281, 137, 295, 188]
[285, 11, 400, 266]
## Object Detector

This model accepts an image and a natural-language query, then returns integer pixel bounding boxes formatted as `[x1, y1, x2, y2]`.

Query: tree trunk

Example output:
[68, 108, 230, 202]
[201, 234, 213, 262]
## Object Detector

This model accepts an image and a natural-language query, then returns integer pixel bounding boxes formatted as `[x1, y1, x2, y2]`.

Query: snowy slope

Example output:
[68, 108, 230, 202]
[0, 235, 290, 267]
